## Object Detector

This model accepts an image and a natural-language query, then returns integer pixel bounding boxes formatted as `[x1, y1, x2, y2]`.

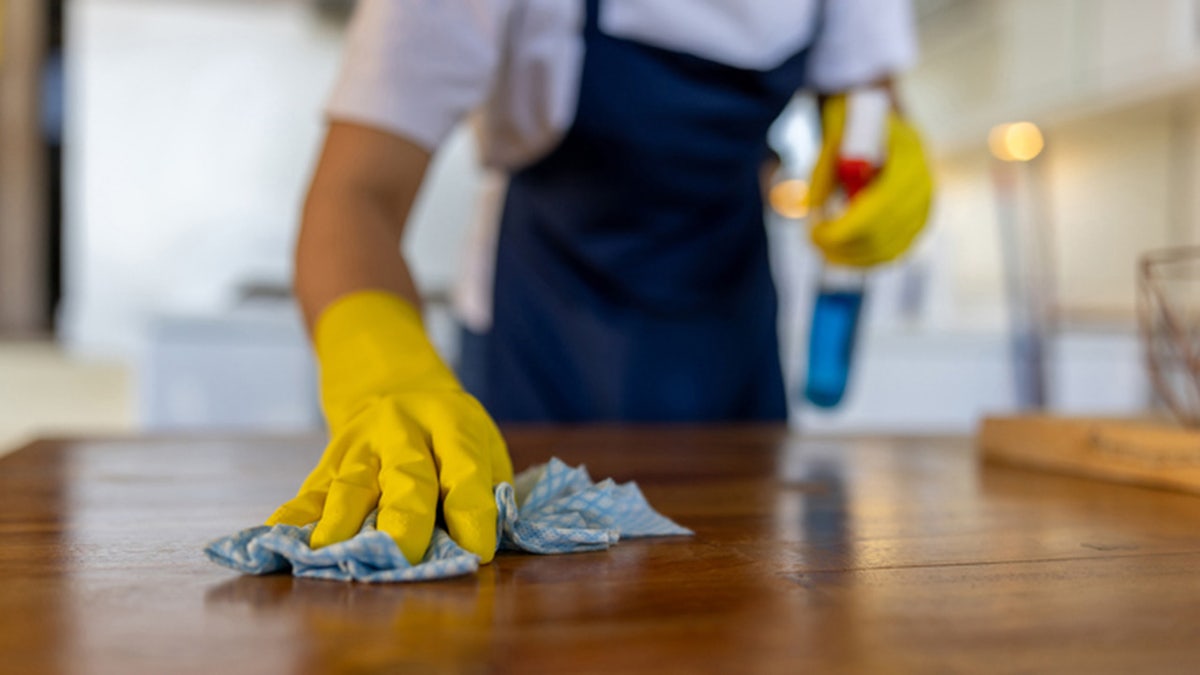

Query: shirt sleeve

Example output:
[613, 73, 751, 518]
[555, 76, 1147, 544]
[325, 0, 512, 151]
[806, 0, 918, 92]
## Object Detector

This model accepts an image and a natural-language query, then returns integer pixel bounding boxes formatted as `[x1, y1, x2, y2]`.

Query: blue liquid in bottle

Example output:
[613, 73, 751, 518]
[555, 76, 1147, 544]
[804, 285, 865, 409]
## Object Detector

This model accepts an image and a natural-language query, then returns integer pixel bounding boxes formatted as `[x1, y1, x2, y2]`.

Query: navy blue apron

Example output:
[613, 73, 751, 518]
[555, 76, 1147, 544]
[460, 0, 813, 422]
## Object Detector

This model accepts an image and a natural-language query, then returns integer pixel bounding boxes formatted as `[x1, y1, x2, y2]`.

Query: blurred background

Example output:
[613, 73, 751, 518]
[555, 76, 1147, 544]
[1, 0, 1198, 453]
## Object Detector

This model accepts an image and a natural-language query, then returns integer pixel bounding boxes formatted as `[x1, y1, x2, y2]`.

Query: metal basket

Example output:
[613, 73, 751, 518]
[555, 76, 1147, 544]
[1137, 247, 1200, 427]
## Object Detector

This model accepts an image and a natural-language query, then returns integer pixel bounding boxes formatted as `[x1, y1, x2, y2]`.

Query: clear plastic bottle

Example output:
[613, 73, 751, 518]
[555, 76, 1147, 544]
[803, 88, 889, 409]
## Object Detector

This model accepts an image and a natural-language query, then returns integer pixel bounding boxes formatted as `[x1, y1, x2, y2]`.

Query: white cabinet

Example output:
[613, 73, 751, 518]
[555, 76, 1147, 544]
[1003, 0, 1079, 110]
[138, 304, 320, 431]
[909, 0, 1200, 151]
[1085, 0, 1198, 91]
[793, 327, 1151, 435]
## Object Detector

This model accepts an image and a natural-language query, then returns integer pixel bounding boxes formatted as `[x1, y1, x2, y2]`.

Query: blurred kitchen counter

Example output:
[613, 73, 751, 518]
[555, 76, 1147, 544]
[0, 341, 133, 456]
[3, 426, 1200, 673]
[138, 301, 1152, 436]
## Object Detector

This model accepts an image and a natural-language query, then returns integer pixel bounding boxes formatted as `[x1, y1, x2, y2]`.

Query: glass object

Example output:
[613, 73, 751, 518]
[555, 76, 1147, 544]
[1138, 246, 1200, 426]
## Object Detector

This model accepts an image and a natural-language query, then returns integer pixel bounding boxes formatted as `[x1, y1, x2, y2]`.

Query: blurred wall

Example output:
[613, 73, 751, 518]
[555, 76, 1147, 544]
[908, 0, 1200, 326]
[61, 0, 481, 357]
[62, 0, 339, 354]
[1046, 100, 1194, 315]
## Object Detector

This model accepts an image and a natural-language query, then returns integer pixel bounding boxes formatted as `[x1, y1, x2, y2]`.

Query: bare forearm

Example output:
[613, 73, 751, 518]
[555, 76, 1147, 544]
[294, 123, 431, 333]
[295, 184, 422, 331]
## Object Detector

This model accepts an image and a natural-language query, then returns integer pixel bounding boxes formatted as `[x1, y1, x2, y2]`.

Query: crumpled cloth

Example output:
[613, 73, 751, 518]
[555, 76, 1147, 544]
[204, 458, 692, 582]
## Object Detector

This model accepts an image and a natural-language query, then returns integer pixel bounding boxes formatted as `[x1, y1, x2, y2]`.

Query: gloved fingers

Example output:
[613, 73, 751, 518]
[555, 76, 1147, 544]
[265, 496, 324, 529]
[806, 95, 847, 213]
[816, 177, 932, 267]
[811, 132, 932, 266]
[489, 428, 515, 486]
[470, 401, 513, 486]
[850, 181, 931, 264]
[426, 395, 500, 563]
[374, 401, 440, 566]
[264, 417, 365, 527]
[818, 156, 932, 262]
[309, 427, 385, 549]
[810, 187, 917, 263]
[810, 117, 930, 251]
[823, 217, 925, 268]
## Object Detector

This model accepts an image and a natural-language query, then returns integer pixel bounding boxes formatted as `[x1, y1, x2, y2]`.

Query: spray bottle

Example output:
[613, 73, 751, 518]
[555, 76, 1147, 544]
[803, 88, 889, 409]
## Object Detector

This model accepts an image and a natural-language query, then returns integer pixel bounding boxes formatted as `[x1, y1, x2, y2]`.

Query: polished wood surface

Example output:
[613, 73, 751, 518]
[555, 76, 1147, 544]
[4, 427, 1200, 674]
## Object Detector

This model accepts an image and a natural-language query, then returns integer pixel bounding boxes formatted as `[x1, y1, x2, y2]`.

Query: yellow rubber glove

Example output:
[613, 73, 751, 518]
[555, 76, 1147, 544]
[808, 95, 935, 268]
[266, 291, 513, 565]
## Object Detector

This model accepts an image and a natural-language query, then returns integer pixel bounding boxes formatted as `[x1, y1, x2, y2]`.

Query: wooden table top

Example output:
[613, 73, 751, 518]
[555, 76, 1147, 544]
[3, 427, 1200, 674]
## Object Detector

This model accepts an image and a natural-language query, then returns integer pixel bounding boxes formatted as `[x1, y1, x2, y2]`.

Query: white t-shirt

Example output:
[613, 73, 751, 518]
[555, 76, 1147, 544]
[327, 0, 917, 169]
[325, 0, 918, 330]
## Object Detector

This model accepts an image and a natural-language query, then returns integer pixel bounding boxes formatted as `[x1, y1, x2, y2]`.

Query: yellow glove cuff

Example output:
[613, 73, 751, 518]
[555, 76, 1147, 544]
[314, 290, 459, 427]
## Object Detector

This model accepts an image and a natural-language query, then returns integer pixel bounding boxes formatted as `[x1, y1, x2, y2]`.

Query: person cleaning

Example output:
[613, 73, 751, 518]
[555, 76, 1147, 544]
[267, 0, 934, 566]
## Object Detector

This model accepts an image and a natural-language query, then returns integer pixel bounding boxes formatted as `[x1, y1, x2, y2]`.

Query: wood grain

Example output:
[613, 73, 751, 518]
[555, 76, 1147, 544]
[3, 427, 1200, 673]
[980, 415, 1200, 495]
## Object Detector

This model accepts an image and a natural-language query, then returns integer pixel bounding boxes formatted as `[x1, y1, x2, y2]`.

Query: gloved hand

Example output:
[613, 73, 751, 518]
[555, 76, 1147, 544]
[266, 291, 513, 564]
[807, 95, 934, 268]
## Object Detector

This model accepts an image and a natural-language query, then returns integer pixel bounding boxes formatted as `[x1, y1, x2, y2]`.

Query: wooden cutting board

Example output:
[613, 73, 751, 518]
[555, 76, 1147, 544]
[979, 415, 1200, 495]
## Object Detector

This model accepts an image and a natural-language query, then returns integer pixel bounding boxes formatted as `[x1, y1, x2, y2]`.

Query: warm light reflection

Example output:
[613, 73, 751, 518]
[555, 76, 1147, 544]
[769, 178, 810, 219]
[988, 121, 1044, 162]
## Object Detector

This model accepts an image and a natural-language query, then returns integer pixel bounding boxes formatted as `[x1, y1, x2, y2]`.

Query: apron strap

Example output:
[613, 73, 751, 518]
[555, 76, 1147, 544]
[583, 0, 601, 37]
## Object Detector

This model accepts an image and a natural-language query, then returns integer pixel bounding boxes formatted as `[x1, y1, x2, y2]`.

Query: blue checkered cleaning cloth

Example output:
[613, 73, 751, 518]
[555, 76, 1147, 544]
[205, 458, 692, 583]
